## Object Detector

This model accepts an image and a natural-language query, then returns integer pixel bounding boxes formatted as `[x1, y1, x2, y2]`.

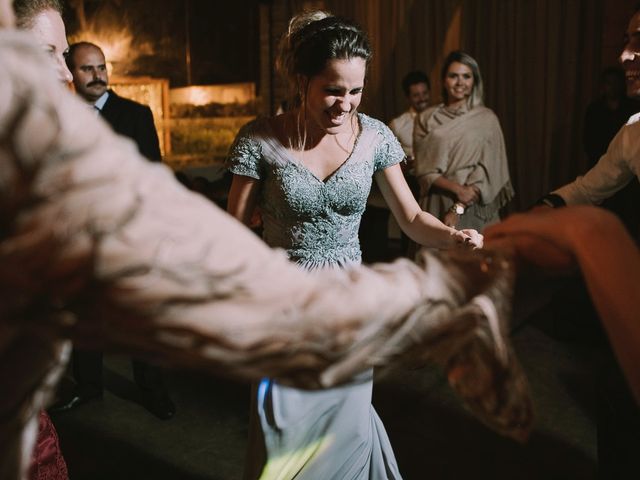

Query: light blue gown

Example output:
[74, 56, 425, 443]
[227, 113, 405, 480]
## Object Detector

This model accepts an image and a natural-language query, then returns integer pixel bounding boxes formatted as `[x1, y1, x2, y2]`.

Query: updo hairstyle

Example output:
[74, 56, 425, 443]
[276, 11, 372, 107]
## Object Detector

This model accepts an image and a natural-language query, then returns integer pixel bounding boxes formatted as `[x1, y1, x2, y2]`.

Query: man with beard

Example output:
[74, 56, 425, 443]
[387, 70, 431, 256]
[389, 70, 431, 163]
[54, 41, 175, 420]
[361, 71, 432, 262]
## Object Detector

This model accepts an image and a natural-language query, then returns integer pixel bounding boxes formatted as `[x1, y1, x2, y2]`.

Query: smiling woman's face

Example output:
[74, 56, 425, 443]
[444, 61, 474, 108]
[28, 8, 73, 84]
[303, 57, 366, 135]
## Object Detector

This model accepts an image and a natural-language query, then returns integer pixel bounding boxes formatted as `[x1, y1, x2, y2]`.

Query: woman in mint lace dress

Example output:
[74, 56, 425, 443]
[227, 11, 482, 480]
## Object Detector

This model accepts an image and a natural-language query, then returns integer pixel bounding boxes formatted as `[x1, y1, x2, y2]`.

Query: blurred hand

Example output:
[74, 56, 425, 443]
[460, 229, 483, 249]
[452, 229, 483, 249]
[484, 209, 583, 274]
[485, 209, 572, 249]
[457, 185, 480, 205]
[486, 235, 576, 275]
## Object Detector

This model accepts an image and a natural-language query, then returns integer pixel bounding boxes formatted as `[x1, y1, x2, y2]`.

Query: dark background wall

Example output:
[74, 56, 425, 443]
[63, 0, 260, 86]
[61, 0, 639, 210]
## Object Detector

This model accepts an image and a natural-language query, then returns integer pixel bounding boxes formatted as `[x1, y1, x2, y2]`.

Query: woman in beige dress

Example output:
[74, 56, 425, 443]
[414, 51, 514, 231]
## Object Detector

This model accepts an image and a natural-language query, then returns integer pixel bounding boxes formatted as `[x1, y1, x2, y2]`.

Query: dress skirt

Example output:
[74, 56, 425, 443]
[253, 369, 402, 480]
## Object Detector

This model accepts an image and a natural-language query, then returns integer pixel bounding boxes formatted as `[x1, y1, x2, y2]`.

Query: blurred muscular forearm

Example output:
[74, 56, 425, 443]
[1, 30, 530, 480]
[0, 32, 491, 390]
[485, 207, 640, 403]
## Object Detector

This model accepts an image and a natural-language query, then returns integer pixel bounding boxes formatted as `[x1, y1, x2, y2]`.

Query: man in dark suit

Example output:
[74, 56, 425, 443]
[66, 41, 162, 161]
[52, 41, 175, 420]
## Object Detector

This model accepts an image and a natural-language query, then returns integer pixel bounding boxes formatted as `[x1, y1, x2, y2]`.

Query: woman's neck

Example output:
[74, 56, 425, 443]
[281, 109, 359, 151]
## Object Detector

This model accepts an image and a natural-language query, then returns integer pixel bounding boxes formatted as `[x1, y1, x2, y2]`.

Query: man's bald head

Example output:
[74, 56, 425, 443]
[67, 42, 109, 103]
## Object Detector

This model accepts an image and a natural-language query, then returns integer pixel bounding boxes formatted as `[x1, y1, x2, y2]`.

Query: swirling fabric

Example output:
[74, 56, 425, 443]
[0, 31, 532, 480]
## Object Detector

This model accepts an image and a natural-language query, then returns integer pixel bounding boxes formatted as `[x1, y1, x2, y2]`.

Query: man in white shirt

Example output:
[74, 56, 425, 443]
[533, 9, 640, 477]
[388, 70, 431, 162]
[541, 9, 640, 218]
[386, 71, 431, 255]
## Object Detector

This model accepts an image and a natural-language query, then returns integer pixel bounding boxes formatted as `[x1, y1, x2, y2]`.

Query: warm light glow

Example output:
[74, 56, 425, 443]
[170, 84, 256, 106]
[70, 28, 133, 63]
[69, 25, 153, 77]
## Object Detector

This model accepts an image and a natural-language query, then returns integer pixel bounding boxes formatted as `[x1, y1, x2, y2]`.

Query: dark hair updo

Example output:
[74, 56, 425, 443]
[277, 11, 372, 106]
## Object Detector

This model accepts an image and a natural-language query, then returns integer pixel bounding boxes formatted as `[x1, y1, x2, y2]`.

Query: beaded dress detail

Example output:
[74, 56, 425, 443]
[228, 113, 404, 269]
[227, 113, 405, 479]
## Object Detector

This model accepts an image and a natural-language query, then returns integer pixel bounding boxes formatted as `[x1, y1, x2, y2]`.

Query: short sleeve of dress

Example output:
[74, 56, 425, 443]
[226, 120, 264, 180]
[372, 120, 405, 172]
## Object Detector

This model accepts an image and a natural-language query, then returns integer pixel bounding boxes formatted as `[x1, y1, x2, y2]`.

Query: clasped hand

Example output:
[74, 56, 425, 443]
[453, 228, 483, 249]
[456, 184, 480, 205]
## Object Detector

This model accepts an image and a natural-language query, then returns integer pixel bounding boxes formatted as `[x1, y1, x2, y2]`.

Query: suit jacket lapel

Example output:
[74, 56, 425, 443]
[100, 90, 121, 125]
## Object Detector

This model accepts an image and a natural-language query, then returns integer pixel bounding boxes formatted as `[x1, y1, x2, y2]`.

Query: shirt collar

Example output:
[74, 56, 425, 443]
[94, 91, 110, 111]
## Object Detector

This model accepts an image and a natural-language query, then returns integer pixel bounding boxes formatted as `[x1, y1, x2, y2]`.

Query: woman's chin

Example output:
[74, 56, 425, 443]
[313, 119, 349, 135]
[324, 113, 356, 134]
[305, 113, 354, 136]
[324, 124, 347, 135]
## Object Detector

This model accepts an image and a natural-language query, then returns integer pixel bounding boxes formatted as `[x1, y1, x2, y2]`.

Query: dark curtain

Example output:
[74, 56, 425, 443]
[327, 0, 603, 209]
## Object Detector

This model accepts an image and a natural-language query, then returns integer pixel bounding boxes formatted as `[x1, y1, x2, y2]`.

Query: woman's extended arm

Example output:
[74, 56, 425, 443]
[485, 207, 640, 403]
[376, 164, 482, 249]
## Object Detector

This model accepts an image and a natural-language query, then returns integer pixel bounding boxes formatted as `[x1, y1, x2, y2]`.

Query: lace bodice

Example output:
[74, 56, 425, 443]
[227, 114, 404, 268]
